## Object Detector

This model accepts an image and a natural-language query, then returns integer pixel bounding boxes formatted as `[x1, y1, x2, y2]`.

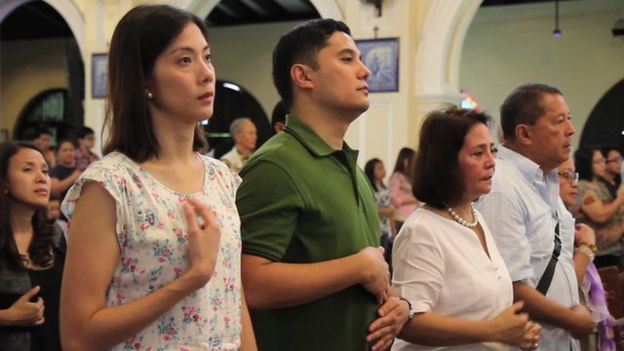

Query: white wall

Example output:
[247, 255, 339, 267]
[460, 0, 624, 147]
[207, 21, 304, 117]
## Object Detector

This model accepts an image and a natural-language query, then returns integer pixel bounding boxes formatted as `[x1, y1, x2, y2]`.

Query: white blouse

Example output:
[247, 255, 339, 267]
[391, 207, 513, 351]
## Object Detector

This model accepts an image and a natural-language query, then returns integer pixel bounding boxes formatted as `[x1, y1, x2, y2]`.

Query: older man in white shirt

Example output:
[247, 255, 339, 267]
[476, 83, 595, 351]
[220, 117, 257, 173]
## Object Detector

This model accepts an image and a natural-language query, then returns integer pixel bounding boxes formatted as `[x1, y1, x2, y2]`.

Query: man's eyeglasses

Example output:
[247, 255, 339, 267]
[557, 170, 579, 183]
[606, 156, 623, 164]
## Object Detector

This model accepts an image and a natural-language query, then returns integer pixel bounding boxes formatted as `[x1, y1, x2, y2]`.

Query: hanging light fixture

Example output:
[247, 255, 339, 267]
[553, 0, 561, 38]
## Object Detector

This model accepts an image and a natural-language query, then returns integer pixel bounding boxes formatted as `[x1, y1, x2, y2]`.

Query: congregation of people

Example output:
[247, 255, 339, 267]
[2, 4, 624, 351]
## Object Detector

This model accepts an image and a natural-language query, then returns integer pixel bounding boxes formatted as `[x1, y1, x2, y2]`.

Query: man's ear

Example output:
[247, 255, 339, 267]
[290, 63, 314, 90]
[514, 124, 532, 146]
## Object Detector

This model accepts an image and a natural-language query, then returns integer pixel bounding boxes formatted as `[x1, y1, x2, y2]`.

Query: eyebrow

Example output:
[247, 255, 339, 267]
[471, 142, 494, 148]
[169, 45, 210, 55]
[337, 48, 360, 56]
[21, 160, 48, 168]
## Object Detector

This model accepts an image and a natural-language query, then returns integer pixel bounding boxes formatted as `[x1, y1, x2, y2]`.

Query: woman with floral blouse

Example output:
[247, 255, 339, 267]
[59, 5, 256, 350]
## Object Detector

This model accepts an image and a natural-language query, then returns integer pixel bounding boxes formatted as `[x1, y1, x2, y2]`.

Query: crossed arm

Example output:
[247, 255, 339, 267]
[242, 251, 409, 351]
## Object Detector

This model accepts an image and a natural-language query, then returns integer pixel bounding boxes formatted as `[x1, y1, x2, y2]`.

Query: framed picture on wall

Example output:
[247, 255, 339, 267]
[355, 38, 399, 93]
[91, 53, 108, 99]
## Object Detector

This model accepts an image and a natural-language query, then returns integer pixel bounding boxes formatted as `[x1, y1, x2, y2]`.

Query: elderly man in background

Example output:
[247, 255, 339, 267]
[221, 117, 257, 173]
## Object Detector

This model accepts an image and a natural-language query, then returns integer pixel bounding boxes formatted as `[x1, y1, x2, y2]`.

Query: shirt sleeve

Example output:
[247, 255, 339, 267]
[392, 219, 445, 313]
[236, 160, 304, 262]
[476, 190, 536, 284]
[61, 160, 129, 241]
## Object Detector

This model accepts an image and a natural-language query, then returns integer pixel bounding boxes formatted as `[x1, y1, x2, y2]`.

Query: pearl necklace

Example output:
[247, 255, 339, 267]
[444, 202, 479, 228]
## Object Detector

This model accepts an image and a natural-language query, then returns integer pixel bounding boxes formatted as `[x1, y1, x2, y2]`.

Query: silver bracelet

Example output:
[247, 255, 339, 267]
[577, 244, 595, 261]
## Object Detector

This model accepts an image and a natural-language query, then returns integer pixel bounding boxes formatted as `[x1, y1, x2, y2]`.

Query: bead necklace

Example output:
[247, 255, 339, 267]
[443, 202, 479, 228]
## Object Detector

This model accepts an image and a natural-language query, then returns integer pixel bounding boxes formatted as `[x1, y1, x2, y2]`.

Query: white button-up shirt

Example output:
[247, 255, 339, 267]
[392, 208, 513, 351]
[476, 146, 580, 351]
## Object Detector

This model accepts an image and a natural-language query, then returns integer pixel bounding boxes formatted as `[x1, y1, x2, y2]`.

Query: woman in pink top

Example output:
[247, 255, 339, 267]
[389, 147, 420, 229]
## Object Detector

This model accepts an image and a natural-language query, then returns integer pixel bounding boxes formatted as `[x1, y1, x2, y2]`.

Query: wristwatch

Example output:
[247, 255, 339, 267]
[577, 244, 595, 261]
[399, 297, 415, 326]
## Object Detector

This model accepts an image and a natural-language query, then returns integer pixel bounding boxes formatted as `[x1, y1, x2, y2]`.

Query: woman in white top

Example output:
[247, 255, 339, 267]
[59, 5, 256, 350]
[392, 107, 540, 351]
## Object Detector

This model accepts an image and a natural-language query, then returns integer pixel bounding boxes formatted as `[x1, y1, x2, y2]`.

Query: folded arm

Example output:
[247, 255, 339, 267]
[242, 247, 388, 309]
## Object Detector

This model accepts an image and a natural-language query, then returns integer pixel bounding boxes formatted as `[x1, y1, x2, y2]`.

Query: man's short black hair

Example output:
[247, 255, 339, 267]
[78, 126, 95, 139]
[272, 19, 351, 109]
[271, 101, 287, 129]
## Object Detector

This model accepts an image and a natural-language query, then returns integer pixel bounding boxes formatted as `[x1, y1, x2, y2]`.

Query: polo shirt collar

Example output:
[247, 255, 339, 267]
[284, 115, 354, 157]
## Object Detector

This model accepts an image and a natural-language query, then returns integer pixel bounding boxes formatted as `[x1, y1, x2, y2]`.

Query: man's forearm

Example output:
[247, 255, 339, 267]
[512, 281, 573, 328]
[242, 252, 383, 309]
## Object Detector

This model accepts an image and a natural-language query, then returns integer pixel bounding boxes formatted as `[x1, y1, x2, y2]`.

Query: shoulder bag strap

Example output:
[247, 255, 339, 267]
[536, 222, 561, 295]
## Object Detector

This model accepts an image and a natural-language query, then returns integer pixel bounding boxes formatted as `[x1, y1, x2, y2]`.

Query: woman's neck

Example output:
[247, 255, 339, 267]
[149, 113, 198, 164]
[9, 201, 36, 235]
[375, 179, 385, 189]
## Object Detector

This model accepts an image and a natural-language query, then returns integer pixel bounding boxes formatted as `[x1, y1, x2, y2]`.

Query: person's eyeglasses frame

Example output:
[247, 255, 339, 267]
[557, 170, 579, 183]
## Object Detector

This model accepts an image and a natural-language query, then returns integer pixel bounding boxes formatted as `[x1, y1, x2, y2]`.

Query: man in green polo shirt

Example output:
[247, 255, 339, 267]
[236, 19, 410, 351]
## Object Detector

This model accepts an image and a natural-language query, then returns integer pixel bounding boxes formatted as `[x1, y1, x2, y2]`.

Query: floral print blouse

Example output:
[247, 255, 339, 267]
[62, 152, 243, 351]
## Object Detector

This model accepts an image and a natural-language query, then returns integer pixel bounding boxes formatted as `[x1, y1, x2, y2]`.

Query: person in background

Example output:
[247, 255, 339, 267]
[558, 157, 616, 351]
[59, 5, 256, 350]
[476, 83, 595, 350]
[50, 139, 81, 201]
[236, 18, 408, 351]
[389, 147, 419, 231]
[392, 107, 540, 351]
[220, 117, 258, 173]
[74, 126, 100, 171]
[365, 158, 395, 265]
[573, 147, 624, 269]
[46, 192, 68, 238]
[600, 146, 622, 199]
[0, 141, 65, 351]
[271, 100, 287, 134]
[32, 128, 56, 167]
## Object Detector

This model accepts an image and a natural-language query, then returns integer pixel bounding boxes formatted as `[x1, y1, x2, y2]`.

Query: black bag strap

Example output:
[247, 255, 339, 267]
[536, 222, 561, 295]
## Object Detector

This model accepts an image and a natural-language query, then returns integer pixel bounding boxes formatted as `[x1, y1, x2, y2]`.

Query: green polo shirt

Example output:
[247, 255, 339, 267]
[236, 115, 381, 351]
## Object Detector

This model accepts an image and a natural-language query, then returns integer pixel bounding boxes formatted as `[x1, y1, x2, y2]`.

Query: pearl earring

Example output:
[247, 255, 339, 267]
[145, 89, 153, 100]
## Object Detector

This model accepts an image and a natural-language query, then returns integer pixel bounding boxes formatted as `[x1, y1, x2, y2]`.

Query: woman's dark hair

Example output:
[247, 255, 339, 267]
[392, 147, 416, 177]
[575, 147, 601, 181]
[412, 106, 493, 209]
[364, 158, 383, 192]
[103, 5, 207, 162]
[0, 142, 56, 270]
